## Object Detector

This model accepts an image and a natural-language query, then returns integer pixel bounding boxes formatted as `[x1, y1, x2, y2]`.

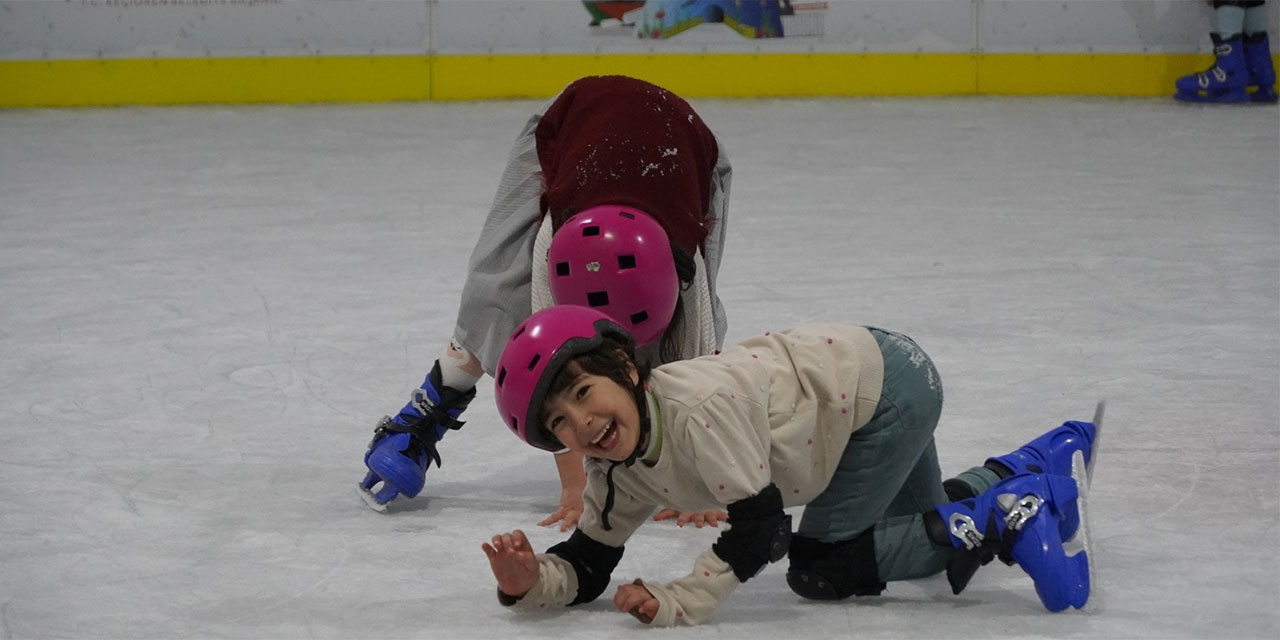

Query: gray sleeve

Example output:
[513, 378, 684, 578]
[703, 135, 733, 348]
[452, 110, 547, 376]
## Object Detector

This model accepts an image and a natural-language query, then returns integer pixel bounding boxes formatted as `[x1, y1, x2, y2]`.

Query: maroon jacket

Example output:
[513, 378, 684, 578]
[535, 75, 720, 255]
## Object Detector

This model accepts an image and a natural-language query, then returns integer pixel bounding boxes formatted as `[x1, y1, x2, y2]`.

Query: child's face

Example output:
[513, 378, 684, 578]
[542, 366, 642, 462]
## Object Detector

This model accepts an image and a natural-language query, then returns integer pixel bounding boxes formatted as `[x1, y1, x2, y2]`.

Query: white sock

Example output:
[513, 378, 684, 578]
[439, 340, 482, 391]
[1244, 4, 1270, 35]
[1216, 5, 1246, 38]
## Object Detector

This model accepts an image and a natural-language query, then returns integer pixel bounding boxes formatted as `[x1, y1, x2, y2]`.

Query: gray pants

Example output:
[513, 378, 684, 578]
[797, 328, 999, 582]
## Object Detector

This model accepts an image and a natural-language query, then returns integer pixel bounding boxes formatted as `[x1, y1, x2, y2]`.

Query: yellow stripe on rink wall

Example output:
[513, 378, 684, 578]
[430, 53, 980, 100]
[977, 53, 1230, 97]
[2, 52, 1276, 107]
[0, 56, 432, 107]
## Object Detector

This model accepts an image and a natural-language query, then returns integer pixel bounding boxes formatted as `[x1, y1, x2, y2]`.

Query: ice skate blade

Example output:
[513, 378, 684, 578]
[1088, 400, 1104, 485]
[356, 484, 389, 513]
[1066, 449, 1095, 611]
[1173, 91, 1250, 104]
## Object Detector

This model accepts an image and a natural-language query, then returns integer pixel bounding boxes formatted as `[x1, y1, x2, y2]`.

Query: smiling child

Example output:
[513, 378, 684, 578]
[483, 306, 1098, 626]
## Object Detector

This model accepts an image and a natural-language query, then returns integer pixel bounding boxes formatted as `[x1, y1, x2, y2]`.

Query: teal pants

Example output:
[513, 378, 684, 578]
[797, 328, 1000, 582]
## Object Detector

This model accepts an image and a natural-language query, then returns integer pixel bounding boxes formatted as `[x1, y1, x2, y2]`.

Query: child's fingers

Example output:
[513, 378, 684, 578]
[638, 598, 660, 621]
[614, 581, 659, 624]
[558, 512, 580, 532]
[614, 594, 643, 619]
[651, 508, 677, 522]
[490, 533, 512, 553]
[488, 530, 531, 554]
[481, 542, 497, 559]
[498, 531, 520, 552]
[537, 508, 567, 527]
[627, 606, 654, 624]
[618, 592, 656, 624]
[509, 529, 530, 549]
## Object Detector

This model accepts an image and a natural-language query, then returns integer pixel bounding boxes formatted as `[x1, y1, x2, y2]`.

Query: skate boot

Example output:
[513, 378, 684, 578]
[987, 418, 1097, 480]
[357, 361, 476, 511]
[986, 403, 1103, 539]
[1243, 32, 1278, 103]
[926, 473, 1090, 612]
[1175, 33, 1249, 103]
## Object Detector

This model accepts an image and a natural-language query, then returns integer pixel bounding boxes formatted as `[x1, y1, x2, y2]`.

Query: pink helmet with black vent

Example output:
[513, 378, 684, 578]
[547, 205, 679, 347]
[493, 305, 634, 452]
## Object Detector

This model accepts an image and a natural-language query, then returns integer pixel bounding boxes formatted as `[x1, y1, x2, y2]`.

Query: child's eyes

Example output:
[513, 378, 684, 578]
[546, 383, 590, 432]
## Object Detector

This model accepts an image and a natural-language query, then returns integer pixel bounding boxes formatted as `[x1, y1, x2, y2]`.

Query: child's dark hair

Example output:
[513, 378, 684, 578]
[537, 333, 652, 445]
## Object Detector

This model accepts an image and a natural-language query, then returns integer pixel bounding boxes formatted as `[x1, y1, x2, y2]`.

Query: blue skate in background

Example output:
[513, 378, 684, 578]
[1175, 34, 1249, 103]
[1243, 33, 1279, 103]
[933, 472, 1091, 612]
[358, 361, 475, 511]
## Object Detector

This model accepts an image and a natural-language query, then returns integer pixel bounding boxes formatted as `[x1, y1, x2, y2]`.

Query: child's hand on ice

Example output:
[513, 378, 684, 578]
[537, 492, 584, 532]
[652, 508, 728, 528]
[481, 529, 539, 598]
[614, 580, 659, 624]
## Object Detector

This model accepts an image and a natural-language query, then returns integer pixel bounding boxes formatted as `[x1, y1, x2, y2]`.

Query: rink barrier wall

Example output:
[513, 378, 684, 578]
[4, 0, 1279, 107]
[3, 51, 1269, 106]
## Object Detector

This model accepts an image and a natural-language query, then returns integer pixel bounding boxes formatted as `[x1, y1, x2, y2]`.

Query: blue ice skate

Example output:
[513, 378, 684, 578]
[1243, 33, 1278, 103]
[933, 473, 1090, 612]
[1175, 33, 1249, 103]
[987, 402, 1103, 540]
[357, 361, 475, 511]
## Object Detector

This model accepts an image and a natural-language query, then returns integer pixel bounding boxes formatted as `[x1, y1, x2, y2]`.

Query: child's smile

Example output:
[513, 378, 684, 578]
[590, 419, 620, 451]
[544, 370, 641, 462]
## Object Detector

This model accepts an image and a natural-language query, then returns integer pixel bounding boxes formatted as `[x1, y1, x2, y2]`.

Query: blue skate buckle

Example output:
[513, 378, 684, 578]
[1000, 493, 1042, 531]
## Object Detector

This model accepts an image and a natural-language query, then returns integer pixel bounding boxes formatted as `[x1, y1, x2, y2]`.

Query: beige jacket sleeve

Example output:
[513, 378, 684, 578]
[638, 549, 740, 626]
[498, 553, 579, 612]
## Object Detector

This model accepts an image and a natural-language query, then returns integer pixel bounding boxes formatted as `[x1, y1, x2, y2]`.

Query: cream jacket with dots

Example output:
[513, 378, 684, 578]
[506, 324, 885, 626]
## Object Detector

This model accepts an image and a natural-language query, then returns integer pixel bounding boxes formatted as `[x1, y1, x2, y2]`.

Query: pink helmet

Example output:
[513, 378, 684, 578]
[547, 205, 679, 347]
[493, 306, 633, 452]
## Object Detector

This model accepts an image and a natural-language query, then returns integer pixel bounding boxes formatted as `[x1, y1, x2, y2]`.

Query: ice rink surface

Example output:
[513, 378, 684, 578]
[1, 94, 1277, 639]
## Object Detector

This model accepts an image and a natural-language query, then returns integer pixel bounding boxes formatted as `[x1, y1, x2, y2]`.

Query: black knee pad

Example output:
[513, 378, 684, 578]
[785, 530, 886, 600]
[786, 534, 836, 570]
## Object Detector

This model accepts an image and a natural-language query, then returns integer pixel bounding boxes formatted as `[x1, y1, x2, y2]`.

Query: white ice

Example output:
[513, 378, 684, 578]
[1, 96, 1277, 639]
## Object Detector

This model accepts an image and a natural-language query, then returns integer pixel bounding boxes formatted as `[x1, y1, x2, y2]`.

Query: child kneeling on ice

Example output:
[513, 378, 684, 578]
[482, 306, 1097, 626]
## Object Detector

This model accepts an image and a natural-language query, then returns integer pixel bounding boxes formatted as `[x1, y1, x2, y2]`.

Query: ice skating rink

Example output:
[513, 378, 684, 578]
[1, 95, 1276, 639]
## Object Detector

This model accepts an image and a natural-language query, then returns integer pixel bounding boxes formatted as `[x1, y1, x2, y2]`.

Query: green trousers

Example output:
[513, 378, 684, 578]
[797, 327, 1000, 582]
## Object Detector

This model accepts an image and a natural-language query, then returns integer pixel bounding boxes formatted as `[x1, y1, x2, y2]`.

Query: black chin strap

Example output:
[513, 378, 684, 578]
[600, 383, 651, 531]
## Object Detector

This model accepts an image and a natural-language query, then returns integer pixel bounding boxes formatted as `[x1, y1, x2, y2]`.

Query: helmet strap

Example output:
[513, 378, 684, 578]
[601, 380, 651, 531]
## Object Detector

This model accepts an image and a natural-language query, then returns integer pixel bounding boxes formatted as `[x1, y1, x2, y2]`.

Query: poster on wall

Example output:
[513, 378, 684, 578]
[582, 0, 826, 39]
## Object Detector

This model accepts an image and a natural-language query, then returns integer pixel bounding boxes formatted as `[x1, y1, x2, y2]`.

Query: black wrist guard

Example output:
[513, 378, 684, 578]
[712, 484, 792, 582]
[546, 530, 624, 605]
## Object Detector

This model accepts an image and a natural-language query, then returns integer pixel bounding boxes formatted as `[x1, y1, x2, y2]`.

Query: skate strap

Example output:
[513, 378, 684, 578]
[409, 383, 477, 433]
[372, 415, 451, 469]
[600, 385, 652, 531]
